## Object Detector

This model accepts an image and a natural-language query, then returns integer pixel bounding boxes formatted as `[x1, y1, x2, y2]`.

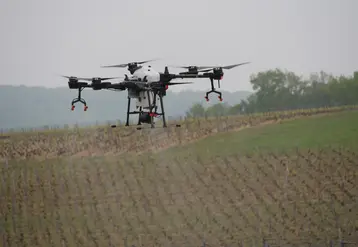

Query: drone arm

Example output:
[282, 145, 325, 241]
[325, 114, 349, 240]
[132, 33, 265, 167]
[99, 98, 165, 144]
[68, 81, 90, 89]
[110, 84, 127, 91]
[107, 81, 144, 91]
[172, 74, 203, 79]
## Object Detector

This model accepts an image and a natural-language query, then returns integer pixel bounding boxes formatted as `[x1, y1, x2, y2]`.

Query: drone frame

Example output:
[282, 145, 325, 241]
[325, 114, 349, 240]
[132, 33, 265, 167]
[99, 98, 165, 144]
[125, 88, 167, 128]
[66, 77, 170, 129]
[64, 60, 250, 129]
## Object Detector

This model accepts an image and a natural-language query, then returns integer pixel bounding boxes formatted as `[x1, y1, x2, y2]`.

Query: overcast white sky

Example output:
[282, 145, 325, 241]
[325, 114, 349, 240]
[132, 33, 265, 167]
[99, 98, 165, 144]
[0, 0, 357, 92]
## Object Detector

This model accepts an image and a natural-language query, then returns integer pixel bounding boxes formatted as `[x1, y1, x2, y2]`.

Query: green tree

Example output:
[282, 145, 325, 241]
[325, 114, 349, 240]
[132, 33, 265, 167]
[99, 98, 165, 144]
[186, 103, 206, 118]
[185, 69, 358, 116]
[227, 103, 243, 115]
[205, 103, 231, 117]
[246, 69, 358, 113]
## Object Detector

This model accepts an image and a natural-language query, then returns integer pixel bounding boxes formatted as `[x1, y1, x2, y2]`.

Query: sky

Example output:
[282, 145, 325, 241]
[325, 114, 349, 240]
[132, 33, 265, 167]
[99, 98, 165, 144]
[0, 0, 357, 92]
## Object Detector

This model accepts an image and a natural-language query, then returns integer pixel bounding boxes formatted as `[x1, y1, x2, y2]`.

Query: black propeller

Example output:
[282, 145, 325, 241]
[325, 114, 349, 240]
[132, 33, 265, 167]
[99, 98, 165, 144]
[197, 62, 251, 72]
[82, 77, 119, 81]
[172, 65, 213, 70]
[173, 62, 250, 73]
[60, 75, 120, 81]
[100, 58, 159, 68]
[60, 75, 88, 81]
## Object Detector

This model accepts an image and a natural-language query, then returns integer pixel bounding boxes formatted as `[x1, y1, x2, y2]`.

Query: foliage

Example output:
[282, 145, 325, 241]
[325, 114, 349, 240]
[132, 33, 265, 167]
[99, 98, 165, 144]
[244, 69, 358, 113]
[186, 69, 358, 116]
[186, 102, 239, 118]
[186, 102, 206, 118]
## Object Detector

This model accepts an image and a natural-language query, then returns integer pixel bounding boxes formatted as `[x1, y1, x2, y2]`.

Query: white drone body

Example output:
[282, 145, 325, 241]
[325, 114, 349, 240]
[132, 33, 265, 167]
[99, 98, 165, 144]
[129, 65, 160, 82]
[125, 65, 161, 109]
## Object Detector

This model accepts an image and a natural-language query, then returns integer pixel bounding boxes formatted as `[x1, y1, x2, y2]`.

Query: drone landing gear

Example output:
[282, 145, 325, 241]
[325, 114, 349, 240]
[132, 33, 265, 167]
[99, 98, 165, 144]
[125, 92, 167, 129]
[71, 87, 88, 111]
[204, 78, 223, 102]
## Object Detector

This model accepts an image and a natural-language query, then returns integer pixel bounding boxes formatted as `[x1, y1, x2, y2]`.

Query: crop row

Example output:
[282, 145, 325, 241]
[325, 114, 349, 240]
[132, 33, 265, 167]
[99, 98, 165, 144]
[1, 148, 357, 246]
[1, 105, 357, 160]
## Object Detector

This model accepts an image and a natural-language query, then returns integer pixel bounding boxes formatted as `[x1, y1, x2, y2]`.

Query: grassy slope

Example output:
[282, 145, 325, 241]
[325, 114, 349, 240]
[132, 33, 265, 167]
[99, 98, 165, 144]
[1, 111, 358, 246]
[153, 111, 358, 160]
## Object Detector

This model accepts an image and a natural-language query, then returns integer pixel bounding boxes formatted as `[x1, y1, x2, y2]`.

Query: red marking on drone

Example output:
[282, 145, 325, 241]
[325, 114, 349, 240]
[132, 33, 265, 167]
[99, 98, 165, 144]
[71, 105, 75, 111]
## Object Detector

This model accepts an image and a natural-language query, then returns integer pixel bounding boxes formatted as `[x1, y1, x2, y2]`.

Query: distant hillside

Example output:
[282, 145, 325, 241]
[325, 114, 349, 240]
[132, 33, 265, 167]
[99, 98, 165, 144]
[0, 85, 252, 130]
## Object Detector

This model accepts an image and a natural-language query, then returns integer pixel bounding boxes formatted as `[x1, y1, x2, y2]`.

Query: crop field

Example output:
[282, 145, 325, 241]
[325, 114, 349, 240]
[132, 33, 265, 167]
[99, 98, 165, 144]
[1, 106, 358, 246]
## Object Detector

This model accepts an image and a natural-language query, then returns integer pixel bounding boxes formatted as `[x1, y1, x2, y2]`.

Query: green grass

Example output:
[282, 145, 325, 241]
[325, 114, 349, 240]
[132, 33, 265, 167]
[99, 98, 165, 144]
[154, 111, 358, 160]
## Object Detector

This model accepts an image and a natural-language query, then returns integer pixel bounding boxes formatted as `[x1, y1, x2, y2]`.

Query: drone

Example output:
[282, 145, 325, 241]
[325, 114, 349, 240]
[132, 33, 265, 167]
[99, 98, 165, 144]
[61, 59, 250, 128]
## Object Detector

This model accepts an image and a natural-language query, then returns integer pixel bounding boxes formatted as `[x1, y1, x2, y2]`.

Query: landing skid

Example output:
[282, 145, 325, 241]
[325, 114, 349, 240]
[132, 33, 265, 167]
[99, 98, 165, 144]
[110, 123, 181, 129]
[125, 91, 168, 128]
[135, 124, 181, 130]
[204, 77, 223, 102]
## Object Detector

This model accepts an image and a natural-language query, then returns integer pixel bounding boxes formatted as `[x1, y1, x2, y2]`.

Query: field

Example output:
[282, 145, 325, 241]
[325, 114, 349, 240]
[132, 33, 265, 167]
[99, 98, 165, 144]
[1, 106, 358, 246]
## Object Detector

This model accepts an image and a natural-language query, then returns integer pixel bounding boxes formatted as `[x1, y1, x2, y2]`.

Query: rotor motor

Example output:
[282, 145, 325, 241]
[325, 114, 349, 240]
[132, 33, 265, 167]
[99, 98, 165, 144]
[68, 77, 80, 89]
[179, 66, 199, 75]
[128, 63, 140, 74]
[187, 66, 199, 74]
[91, 78, 102, 90]
[213, 67, 224, 80]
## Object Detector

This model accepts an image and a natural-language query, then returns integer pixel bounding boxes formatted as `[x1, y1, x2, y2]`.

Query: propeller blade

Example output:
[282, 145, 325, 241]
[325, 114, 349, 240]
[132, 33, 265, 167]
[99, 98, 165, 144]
[222, 62, 250, 69]
[59, 75, 76, 79]
[101, 58, 160, 68]
[101, 64, 128, 68]
[77, 77, 94, 81]
[196, 66, 216, 69]
[185, 62, 251, 72]
[59, 74, 121, 81]
[197, 68, 213, 73]
[98, 77, 121, 81]
[59, 75, 92, 80]
[171, 65, 213, 70]
[137, 58, 159, 64]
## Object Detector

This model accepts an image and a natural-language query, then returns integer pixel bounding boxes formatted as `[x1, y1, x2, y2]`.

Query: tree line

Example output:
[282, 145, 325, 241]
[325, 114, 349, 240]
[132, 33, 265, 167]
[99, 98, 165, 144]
[186, 69, 358, 117]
